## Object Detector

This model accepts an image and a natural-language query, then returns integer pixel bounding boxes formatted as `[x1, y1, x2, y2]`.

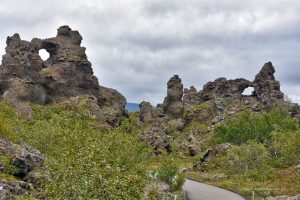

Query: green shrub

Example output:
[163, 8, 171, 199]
[0, 103, 187, 199]
[115, 112, 139, 134]
[212, 108, 298, 145]
[270, 130, 300, 167]
[156, 163, 185, 191]
[0, 155, 19, 175]
[216, 141, 270, 179]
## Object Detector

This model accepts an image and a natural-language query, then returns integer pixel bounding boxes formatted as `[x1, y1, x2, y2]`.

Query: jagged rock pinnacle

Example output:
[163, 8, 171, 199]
[0, 26, 126, 127]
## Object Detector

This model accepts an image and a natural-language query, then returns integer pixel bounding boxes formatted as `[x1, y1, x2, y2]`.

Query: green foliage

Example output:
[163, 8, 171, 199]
[0, 103, 185, 199]
[183, 101, 214, 122]
[1, 101, 299, 199]
[21, 107, 149, 199]
[212, 108, 298, 145]
[156, 163, 184, 191]
[147, 160, 184, 192]
[271, 130, 300, 167]
[215, 141, 270, 179]
[0, 155, 19, 175]
[115, 112, 139, 134]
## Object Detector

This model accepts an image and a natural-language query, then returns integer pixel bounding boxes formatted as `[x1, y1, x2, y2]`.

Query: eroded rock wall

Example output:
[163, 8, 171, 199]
[0, 26, 126, 127]
[183, 62, 284, 106]
[137, 62, 295, 155]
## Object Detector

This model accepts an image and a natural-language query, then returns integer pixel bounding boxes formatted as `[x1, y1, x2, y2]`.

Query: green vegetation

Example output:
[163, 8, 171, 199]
[271, 130, 300, 167]
[212, 108, 298, 145]
[0, 155, 19, 175]
[192, 107, 300, 198]
[215, 141, 270, 178]
[156, 162, 185, 191]
[0, 102, 184, 199]
[0, 100, 299, 199]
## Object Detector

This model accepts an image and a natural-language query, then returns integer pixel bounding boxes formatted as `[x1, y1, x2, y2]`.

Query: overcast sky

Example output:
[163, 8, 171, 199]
[1, 0, 300, 105]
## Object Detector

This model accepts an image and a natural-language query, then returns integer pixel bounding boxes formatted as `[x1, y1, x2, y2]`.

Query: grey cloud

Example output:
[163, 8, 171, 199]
[0, 0, 300, 104]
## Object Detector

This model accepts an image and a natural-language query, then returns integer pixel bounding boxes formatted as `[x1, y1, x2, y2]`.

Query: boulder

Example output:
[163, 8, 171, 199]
[0, 179, 31, 200]
[0, 138, 44, 177]
[199, 143, 232, 164]
[0, 137, 48, 199]
[187, 134, 199, 156]
[139, 126, 172, 155]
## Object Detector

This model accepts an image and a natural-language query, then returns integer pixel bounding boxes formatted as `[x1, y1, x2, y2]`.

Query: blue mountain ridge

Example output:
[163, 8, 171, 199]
[125, 103, 140, 112]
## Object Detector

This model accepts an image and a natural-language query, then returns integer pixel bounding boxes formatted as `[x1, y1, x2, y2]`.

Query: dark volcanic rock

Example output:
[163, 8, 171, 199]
[182, 62, 284, 107]
[253, 62, 284, 105]
[137, 62, 293, 156]
[0, 179, 31, 200]
[0, 25, 126, 127]
[139, 126, 172, 155]
[163, 75, 184, 118]
[0, 137, 48, 199]
[183, 86, 201, 105]
[194, 143, 232, 169]
[187, 134, 200, 156]
[200, 143, 232, 164]
[183, 77, 252, 104]
[0, 138, 44, 177]
[139, 101, 153, 123]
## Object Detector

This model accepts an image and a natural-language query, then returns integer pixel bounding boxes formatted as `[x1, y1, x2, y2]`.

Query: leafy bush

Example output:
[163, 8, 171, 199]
[0, 103, 186, 199]
[147, 162, 184, 192]
[270, 130, 300, 167]
[156, 163, 185, 191]
[212, 108, 298, 145]
[216, 141, 271, 179]
[0, 155, 19, 175]
[22, 107, 149, 199]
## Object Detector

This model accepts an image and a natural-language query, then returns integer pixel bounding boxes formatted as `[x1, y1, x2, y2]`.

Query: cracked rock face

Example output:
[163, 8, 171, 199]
[253, 62, 284, 105]
[0, 137, 49, 199]
[0, 138, 44, 178]
[0, 25, 126, 127]
[183, 62, 284, 106]
[163, 75, 184, 119]
[139, 101, 153, 123]
[138, 62, 288, 156]
[139, 126, 172, 155]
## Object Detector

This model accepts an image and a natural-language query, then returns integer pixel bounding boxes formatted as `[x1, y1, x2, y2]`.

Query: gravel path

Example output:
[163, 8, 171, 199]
[183, 179, 246, 200]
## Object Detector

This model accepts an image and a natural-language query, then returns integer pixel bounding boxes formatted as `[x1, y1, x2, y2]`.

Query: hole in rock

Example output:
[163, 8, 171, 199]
[242, 86, 255, 96]
[39, 49, 50, 61]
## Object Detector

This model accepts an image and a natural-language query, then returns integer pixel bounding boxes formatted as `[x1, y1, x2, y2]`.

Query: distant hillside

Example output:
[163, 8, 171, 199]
[125, 103, 139, 112]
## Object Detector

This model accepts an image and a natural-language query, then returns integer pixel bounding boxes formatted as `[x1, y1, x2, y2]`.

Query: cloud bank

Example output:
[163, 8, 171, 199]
[1, 0, 300, 104]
